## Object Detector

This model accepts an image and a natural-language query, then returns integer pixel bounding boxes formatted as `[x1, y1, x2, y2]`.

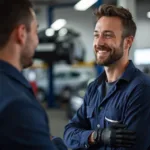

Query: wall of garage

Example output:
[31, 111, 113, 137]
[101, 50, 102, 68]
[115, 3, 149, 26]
[136, 1, 150, 49]
[35, 5, 49, 31]
[136, 20, 150, 49]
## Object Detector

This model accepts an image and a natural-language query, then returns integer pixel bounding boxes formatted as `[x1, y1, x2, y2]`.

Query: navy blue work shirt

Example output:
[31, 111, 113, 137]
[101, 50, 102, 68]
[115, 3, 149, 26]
[64, 60, 150, 150]
[0, 60, 67, 150]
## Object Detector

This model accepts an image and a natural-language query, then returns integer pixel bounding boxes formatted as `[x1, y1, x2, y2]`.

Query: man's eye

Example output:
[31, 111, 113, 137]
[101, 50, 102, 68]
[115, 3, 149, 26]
[104, 34, 112, 38]
[94, 34, 99, 38]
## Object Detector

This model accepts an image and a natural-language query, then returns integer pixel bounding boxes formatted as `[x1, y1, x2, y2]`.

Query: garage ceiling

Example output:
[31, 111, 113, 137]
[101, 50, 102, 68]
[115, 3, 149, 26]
[31, 0, 150, 5]
[31, 0, 150, 20]
[31, 0, 116, 5]
[31, 0, 79, 5]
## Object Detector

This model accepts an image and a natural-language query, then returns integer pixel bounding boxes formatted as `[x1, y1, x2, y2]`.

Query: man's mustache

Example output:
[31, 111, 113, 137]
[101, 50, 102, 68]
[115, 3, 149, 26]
[96, 45, 111, 51]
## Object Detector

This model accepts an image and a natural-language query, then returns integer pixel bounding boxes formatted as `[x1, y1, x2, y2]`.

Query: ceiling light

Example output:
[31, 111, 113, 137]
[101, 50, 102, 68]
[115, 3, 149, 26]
[45, 28, 55, 37]
[51, 19, 67, 31]
[74, 0, 98, 11]
[134, 49, 150, 65]
[147, 12, 150, 18]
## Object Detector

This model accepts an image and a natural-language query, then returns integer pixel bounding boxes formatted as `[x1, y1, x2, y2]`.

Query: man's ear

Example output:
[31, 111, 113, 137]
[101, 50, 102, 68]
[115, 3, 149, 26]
[124, 36, 134, 50]
[15, 24, 27, 45]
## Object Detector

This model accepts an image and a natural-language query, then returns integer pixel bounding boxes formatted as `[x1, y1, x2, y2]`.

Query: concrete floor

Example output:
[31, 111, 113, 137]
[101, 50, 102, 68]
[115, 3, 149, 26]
[45, 107, 69, 139]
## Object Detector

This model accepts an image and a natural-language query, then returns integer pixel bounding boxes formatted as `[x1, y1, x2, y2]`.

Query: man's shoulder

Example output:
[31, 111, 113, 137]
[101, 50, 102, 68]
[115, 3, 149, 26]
[0, 72, 20, 95]
[0, 71, 15, 84]
[0, 72, 35, 110]
[0, 71, 28, 94]
[131, 69, 150, 86]
[125, 69, 150, 98]
[0, 71, 15, 92]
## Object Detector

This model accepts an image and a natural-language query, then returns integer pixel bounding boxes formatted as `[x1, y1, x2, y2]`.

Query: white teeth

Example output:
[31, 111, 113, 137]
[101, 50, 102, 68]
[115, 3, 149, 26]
[97, 51, 109, 56]
[98, 51, 107, 53]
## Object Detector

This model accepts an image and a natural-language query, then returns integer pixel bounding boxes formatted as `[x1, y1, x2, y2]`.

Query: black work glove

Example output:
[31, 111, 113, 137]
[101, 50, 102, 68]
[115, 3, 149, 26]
[96, 123, 136, 148]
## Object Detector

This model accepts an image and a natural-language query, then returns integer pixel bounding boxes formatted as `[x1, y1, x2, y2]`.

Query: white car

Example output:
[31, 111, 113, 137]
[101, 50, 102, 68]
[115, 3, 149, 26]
[24, 64, 96, 102]
[54, 67, 92, 95]
[38, 65, 95, 101]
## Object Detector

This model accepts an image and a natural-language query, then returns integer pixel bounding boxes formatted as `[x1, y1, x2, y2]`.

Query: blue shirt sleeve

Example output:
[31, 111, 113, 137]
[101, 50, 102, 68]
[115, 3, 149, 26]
[63, 85, 94, 149]
[114, 84, 150, 150]
[0, 96, 67, 150]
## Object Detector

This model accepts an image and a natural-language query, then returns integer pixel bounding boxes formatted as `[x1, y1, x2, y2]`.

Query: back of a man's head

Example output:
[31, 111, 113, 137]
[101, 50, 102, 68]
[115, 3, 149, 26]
[0, 0, 33, 48]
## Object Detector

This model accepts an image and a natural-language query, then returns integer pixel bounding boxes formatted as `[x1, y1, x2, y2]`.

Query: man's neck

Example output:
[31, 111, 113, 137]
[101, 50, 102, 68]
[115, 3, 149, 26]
[0, 47, 22, 71]
[104, 59, 129, 83]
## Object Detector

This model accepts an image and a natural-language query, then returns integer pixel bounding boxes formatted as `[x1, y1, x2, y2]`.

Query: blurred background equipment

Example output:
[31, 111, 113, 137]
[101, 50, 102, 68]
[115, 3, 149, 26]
[134, 48, 150, 75]
[66, 81, 87, 119]
[36, 27, 85, 64]
[23, 61, 96, 104]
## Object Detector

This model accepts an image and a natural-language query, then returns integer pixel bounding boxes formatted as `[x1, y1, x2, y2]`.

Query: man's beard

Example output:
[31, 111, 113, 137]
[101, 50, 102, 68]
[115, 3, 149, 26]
[20, 45, 34, 69]
[22, 58, 33, 69]
[95, 40, 124, 66]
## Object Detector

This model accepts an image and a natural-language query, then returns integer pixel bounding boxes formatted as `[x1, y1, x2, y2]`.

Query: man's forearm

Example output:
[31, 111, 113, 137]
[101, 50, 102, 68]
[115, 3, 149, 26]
[64, 126, 93, 149]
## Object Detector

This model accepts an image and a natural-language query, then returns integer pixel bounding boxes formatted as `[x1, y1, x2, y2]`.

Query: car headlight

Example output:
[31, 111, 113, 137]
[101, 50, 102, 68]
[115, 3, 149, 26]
[70, 96, 83, 110]
[78, 89, 85, 98]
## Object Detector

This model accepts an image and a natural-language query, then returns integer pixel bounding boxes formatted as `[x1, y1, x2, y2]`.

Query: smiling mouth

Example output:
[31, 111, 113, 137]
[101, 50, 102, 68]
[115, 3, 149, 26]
[97, 50, 109, 54]
[96, 50, 110, 57]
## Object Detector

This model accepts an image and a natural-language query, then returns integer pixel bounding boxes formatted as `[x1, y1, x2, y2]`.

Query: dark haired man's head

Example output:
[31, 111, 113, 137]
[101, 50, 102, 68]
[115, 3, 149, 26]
[93, 4, 136, 66]
[0, 0, 39, 69]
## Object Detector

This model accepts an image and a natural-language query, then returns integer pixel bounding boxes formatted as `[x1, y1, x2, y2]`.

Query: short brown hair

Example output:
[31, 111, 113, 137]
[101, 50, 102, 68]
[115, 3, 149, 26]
[94, 4, 137, 38]
[0, 0, 33, 48]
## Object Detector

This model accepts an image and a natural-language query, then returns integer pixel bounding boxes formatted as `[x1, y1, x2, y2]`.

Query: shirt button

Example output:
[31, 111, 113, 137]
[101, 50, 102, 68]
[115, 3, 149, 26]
[99, 106, 103, 111]
[85, 144, 89, 148]
[97, 124, 100, 128]
[98, 107, 103, 111]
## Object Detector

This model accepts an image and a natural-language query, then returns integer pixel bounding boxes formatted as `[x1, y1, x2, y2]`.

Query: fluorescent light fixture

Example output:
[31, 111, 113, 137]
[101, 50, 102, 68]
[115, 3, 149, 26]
[51, 19, 67, 31]
[74, 0, 98, 11]
[45, 28, 55, 37]
[147, 11, 150, 18]
[134, 49, 150, 65]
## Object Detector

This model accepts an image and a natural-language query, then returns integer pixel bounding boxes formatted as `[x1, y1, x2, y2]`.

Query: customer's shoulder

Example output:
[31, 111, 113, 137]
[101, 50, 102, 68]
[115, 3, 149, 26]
[0, 71, 13, 83]
[0, 72, 28, 101]
[0, 72, 17, 91]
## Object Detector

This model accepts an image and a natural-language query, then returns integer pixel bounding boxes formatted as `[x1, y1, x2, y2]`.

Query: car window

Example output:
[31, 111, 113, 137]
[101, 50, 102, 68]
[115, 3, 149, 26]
[55, 72, 66, 79]
[69, 71, 80, 78]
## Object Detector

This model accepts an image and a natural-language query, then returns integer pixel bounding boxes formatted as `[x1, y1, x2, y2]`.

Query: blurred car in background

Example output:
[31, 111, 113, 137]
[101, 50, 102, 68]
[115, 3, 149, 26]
[54, 65, 94, 101]
[23, 67, 47, 102]
[36, 27, 85, 64]
[66, 78, 95, 119]
[36, 65, 95, 102]
[23, 63, 96, 103]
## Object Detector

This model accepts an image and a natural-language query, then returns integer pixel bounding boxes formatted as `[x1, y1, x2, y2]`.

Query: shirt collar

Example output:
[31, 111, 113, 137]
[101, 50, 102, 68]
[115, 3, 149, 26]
[0, 60, 32, 89]
[119, 60, 136, 82]
[96, 60, 136, 84]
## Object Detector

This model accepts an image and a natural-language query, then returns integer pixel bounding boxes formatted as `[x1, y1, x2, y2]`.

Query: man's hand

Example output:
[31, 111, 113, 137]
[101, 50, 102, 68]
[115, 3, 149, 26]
[93, 123, 136, 148]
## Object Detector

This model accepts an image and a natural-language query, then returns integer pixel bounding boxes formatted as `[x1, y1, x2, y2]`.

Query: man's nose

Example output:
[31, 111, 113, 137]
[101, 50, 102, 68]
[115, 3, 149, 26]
[96, 35, 105, 46]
